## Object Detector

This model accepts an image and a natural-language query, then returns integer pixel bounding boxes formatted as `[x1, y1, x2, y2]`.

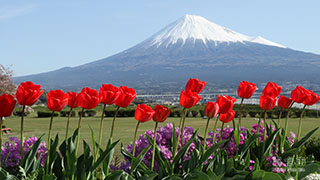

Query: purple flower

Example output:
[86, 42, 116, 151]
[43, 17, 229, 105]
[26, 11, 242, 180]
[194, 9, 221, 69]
[1, 136, 47, 171]
[114, 123, 195, 172]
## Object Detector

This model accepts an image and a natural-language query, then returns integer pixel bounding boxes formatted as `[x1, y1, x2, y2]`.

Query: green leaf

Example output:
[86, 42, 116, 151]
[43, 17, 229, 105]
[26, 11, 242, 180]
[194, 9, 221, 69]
[172, 130, 198, 166]
[245, 170, 265, 180]
[200, 140, 226, 164]
[205, 170, 217, 179]
[104, 138, 116, 176]
[280, 148, 299, 159]
[162, 175, 183, 180]
[104, 170, 123, 180]
[91, 139, 119, 171]
[20, 134, 45, 174]
[48, 134, 60, 170]
[234, 127, 240, 147]
[0, 168, 18, 180]
[298, 162, 320, 179]
[185, 170, 211, 180]
[131, 145, 152, 173]
[137, 171, 158, 180]
[263, 172, 283, 180]
[88, 125, 97, 159]
[43, 174, 58, 180]
[149, 138, 172, 176]
[239, 134, 261, 160]
[292, 127, 318, 149]
[263, 128, 281, 157]
[172, 123, 177, 156]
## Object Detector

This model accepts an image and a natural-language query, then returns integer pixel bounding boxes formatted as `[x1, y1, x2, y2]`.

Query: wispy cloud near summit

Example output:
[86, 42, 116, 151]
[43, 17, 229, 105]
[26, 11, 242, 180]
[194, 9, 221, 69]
[0, 4, 36, 20]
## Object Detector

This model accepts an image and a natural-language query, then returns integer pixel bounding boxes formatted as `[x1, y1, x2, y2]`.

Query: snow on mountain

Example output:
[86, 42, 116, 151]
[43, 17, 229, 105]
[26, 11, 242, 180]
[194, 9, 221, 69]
[147, 14, 285, 48]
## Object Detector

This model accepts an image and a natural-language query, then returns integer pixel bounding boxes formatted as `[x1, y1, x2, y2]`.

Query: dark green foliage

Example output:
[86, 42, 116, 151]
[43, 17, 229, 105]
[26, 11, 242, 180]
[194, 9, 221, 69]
[85, 110, 97, 117]
[37, 111, 59, 118]
[304, 137, 320, 161]
[60, 110, 76, 117]
[191, 110, 199, 117]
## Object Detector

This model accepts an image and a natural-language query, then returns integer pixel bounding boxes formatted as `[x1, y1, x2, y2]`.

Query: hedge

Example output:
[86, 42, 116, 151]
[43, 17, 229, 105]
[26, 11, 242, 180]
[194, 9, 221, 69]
[37, 111, 59, 118]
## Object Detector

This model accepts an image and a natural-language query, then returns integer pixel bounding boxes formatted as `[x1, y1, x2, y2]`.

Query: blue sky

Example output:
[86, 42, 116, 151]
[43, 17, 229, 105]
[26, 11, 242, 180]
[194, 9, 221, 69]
[1, 0, 319, 76]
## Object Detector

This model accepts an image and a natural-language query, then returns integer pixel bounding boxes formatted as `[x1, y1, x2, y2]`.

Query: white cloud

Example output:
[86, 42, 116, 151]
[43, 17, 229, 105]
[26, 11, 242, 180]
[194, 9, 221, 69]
[0, 4, 36, 20]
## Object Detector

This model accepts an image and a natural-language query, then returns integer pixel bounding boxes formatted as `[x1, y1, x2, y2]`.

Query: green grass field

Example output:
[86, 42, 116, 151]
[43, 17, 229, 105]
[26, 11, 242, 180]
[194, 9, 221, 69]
[2, 111, 320, 158]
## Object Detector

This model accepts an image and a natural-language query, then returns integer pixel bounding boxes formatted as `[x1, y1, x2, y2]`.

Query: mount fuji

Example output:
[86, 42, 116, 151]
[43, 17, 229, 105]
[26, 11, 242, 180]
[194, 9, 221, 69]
[15, 15, 320, 92]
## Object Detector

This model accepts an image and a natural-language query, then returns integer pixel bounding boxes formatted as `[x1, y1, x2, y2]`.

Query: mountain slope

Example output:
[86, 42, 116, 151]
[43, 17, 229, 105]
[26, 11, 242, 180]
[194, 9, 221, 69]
[15, 15, 320, 92]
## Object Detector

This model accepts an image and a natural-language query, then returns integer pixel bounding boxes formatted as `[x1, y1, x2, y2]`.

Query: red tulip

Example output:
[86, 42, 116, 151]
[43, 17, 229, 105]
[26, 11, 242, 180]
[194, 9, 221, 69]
[204, 102, 219, 118]
[237, 81, 257, 99]
[67, 92, 79, 108]
[278, 95, 292, 109]
[47, 90, 68, 112]
[179, 90, 201, 109]
[16, 81, 43, 106]
[219, 110, 236, 123]
[135, 104, 155, 123]
[262, 82, 282, 98]
[216, 95, 237, 114]
[291, 86, 310, 103]
[153, 105, 171, 122]
[303, 90, 320, 106]
[78, 87, 101, 109]
[0, 94, 16, 117]
[115, 86, 137, 108]
[185, 78, 207, 94]
[99, 84, 120, 105]
[260, 95, 277, 111]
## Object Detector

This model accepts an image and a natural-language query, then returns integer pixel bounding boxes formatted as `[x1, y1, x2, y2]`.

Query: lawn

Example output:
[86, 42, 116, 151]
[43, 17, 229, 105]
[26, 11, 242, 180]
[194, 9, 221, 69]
[3, 111, 320, 158]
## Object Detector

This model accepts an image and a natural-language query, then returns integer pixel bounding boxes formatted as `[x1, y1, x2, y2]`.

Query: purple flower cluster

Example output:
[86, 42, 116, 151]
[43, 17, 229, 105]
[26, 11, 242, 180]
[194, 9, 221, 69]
[1, 136, 47, 170]
[114, 123, 195, 172]
[265, 156, 287, 173]
[113, 122, 296, 173]
[213, 125, 247, 157]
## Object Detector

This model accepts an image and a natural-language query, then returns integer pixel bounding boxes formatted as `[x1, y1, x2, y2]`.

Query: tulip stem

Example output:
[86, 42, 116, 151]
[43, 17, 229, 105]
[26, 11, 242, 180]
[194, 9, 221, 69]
[262, 111, 267, 153]
[173, 108, 185, 158]
[46, 111, 55, 174]
[65, 108, 73, 141]
[256, 111, 262, 145]
[203, 117, 211, 155]
[180, 110, 187, 146]
[283, 102, 294, 150]
[278, 109, 283, 127]
[212, 116, 219, 143]
[110, 106, 120, 139]
[239, 98, 244, 127]
[297, 105, 306, 141]
[220, 122, 225, 139]
[0, 116, 3, 166]
[75, 108, 84, 156]
[151, 122, 158, 171]
[20, 105, 25, 161]
[132, 121, 140, 157]
[96, 104, 107, 161]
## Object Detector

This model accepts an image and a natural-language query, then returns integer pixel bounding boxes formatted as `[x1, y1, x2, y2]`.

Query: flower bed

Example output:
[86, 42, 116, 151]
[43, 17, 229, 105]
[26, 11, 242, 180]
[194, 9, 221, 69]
[0, 79, 319, 179]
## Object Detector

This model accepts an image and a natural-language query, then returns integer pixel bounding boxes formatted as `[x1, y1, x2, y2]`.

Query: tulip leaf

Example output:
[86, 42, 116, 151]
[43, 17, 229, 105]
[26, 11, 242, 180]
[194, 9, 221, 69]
[91, 139, 119, 171]
[172, 123, 177, 156]
[263, 128, 281, 157]
[20, 134, 45, 174]
[292, 127, 318, 149]
[172, 130, 198, 166]
[146, 135, 172, 175]
[130, 145, 151, 173]
[200, 140, 226, 164]
[239, 134, 261, 160]
[0, 168, 18, 180]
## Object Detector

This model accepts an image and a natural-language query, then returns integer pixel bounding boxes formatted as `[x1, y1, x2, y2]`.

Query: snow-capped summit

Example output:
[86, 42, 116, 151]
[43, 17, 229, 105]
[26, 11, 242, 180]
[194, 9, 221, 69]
[147, 14, 285, 48]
